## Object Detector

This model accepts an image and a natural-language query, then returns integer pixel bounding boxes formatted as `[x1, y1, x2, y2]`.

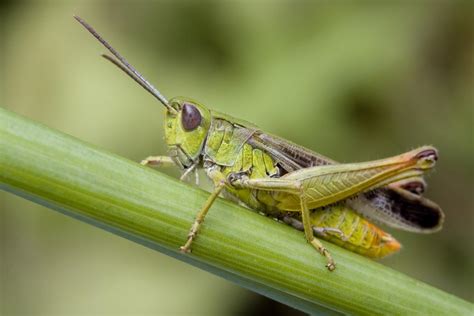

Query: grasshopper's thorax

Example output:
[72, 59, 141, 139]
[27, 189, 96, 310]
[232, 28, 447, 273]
[164, 97, 211, 168]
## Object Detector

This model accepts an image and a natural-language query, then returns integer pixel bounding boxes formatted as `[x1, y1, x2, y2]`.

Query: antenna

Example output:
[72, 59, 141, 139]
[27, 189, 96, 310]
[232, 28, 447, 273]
[74, 15, 175, 113]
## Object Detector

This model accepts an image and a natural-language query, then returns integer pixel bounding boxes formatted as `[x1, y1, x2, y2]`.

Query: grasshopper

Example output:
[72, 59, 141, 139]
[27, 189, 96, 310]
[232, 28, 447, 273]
[75, 16, 444, 271]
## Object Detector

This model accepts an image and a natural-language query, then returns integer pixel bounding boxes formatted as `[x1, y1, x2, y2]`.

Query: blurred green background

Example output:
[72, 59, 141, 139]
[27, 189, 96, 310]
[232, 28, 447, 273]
[1, 1, 473, 315]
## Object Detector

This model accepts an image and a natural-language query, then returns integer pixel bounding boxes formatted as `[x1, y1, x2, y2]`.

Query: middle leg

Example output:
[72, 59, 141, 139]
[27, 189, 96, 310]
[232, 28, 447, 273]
[180, 168, 227, 253]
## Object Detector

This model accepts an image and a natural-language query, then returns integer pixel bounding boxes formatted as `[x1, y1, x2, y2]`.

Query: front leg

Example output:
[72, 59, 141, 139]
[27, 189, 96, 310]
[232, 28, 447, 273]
[140, 155, 175, 167]
[141, 155, 199, 184]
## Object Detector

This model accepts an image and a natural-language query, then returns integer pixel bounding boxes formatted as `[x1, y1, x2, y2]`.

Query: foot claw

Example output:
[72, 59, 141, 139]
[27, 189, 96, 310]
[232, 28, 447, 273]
[179, 246, 191, 254]
[326, 262, 336, 271]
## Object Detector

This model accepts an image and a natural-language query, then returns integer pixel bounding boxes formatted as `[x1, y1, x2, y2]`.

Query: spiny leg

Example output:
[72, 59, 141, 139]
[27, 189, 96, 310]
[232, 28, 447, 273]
[180, 179, 226, 253]
[300, 197, 336, 271]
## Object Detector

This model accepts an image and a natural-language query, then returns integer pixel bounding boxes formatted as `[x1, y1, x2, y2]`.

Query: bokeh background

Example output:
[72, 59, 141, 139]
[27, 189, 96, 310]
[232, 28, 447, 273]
[1, 1, 473, 315]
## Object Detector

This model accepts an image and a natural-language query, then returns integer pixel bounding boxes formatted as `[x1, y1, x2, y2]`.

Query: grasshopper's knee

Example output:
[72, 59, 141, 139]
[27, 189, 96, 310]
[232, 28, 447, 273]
[227, 171, 249, 188]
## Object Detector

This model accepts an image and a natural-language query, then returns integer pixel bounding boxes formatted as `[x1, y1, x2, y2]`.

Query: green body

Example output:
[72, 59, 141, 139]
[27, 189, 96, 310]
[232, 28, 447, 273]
[163, 97, 439, 258]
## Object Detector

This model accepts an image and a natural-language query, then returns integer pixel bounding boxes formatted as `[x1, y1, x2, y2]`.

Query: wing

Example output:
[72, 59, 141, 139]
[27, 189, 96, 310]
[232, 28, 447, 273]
[249, 132, 444, 232]
[248, 132, 335, 172]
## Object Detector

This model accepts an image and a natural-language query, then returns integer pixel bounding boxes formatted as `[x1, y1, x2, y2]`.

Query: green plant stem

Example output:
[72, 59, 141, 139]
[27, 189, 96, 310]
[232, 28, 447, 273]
[1, 107, 471, 315]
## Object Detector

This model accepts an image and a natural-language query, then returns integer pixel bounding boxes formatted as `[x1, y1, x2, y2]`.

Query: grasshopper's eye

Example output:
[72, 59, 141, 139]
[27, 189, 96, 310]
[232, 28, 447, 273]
[181, 103, 202, 131]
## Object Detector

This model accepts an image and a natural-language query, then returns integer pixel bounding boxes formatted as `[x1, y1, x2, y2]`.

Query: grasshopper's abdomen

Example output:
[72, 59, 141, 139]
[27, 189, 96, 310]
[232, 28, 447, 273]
[310, 205, 401, 258]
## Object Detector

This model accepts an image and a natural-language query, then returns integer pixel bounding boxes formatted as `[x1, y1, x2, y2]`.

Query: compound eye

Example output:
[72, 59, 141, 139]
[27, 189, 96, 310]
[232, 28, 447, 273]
[181, 103, 202, 131]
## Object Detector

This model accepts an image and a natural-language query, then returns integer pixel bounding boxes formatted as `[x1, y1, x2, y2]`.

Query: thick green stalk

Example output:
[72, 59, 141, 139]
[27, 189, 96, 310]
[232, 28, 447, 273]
[1, 107, 471, 315]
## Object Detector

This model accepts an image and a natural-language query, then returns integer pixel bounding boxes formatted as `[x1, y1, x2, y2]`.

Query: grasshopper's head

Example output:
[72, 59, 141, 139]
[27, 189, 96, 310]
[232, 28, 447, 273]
[164, 97, 212, 168]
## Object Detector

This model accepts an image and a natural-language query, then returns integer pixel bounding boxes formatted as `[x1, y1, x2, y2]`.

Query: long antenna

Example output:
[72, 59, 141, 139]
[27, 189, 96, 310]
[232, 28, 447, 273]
[101, 53, 163, 103]
[74, 15, 174, 112]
